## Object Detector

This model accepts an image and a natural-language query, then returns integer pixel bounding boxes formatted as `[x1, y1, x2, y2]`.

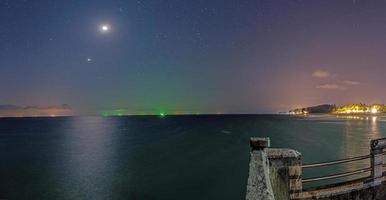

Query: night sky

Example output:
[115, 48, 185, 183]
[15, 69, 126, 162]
[2, 0, 386, 114]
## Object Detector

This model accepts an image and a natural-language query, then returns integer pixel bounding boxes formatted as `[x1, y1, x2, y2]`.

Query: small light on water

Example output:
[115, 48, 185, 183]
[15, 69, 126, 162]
[160, 112, 165, 117]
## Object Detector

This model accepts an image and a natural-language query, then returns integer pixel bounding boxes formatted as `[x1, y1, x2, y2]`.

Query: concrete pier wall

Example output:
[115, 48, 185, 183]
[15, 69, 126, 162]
[246, 137, 386, 200]
[246, 137, 275, 200]
[246, 138, 301, 200]
[245, 150, 275, 200]
[267, 148, 301, 200]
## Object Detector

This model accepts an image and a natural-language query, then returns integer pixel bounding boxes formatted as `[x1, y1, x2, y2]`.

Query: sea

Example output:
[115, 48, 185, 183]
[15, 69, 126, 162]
[0, 114, 385, 200]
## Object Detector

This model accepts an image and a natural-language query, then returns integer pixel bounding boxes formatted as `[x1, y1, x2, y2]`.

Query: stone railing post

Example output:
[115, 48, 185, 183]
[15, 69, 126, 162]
[288, 155, 302, 199]
[246, 137, 275, 200]
[267, 148, 302, 200]
[371, 138, 385, 186]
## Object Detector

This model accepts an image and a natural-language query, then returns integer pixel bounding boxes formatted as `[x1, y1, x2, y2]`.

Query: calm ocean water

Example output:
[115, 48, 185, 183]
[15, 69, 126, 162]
[0, 115, 385, 199]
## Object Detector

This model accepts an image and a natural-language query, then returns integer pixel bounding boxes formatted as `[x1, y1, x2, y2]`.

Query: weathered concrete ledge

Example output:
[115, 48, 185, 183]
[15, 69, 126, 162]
[266, 148, 302, 159]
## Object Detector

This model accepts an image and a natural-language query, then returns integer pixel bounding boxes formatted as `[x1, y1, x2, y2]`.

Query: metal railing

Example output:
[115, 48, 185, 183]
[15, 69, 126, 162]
[289, 137, 386, 199]
[302, 167, 371, 183]
[301, 154, 372, 183]
[302, 154, 371, 169]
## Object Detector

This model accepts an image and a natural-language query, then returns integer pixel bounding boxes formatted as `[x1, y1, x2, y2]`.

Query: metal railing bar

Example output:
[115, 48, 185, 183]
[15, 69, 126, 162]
[302, 154, 370, 169]
[302, 167, 371, 183]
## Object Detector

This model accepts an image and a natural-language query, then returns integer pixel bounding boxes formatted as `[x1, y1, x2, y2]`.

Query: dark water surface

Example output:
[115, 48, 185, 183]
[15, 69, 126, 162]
[0, 115, 385, 199]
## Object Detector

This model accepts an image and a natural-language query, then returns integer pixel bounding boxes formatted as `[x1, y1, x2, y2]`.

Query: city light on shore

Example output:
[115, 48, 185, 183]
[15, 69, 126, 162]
[371, 107, 378, 114]
[336, 105, 381, 114]
[289, 104, 384, 115]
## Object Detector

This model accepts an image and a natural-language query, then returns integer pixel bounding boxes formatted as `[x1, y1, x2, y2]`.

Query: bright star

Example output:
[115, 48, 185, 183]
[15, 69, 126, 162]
[87, 58, 92, 62]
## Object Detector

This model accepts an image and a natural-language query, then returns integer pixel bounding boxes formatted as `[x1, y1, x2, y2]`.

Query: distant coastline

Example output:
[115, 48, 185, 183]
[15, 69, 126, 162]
[288, 104, 386, 115]
[0, 104, 74, 118]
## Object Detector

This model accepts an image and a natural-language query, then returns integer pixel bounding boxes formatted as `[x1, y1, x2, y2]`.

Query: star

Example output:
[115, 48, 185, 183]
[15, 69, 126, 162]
[87, 58, 92, 62]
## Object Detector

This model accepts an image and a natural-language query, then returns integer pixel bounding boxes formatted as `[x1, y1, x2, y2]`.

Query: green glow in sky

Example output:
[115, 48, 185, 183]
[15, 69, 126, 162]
[99, 108, 171, 117]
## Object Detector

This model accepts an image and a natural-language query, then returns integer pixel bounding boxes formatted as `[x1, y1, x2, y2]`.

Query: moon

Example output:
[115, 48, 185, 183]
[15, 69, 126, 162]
[99, 24, 110, 33]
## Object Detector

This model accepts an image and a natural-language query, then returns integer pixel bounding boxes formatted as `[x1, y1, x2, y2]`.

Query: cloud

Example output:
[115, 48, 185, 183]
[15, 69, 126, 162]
[316, 84, 346, 90]
[312, 70, 331, 78]
[343, 80, 361, 85]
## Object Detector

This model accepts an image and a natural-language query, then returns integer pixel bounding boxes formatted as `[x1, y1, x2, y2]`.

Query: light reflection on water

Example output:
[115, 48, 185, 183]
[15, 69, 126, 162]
[341, 116, 379, 182]
[302, 115, 382, 188]
[59, 117, 119, 199]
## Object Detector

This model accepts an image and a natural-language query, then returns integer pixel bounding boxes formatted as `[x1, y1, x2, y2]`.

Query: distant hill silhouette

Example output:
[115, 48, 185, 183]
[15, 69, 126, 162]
[289, 104, 336, 114]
